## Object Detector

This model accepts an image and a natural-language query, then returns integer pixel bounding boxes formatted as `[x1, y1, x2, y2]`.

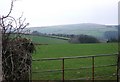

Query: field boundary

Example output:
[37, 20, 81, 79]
[32, 53, 118, 81]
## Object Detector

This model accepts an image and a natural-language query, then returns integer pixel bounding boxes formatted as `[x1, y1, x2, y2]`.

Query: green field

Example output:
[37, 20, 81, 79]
[32, 43, 118, 80]
[23, 35, 69, 44]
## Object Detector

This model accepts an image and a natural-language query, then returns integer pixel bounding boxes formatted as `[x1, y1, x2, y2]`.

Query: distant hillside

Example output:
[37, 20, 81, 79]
[27, 23, 118, 38]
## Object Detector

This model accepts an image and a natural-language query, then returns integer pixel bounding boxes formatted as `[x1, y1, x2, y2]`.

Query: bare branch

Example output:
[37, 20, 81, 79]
[2, 0, 14, 19]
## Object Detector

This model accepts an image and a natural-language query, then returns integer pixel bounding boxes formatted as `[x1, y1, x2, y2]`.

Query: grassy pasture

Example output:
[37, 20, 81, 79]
[32, 43, 118, 80]
[23, 35, 69, 44]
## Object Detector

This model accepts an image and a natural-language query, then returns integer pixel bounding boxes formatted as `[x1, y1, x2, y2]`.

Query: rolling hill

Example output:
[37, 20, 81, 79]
[27, 23, 118, 38]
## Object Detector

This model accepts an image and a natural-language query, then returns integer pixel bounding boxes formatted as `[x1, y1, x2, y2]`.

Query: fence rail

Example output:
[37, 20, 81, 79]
[32, 64, 116, 73]
[32, 53, 118, 81]
[32, 53, 118, 61]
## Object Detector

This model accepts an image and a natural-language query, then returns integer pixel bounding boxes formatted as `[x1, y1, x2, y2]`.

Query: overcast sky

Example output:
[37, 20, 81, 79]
[0, 0, 119, 27]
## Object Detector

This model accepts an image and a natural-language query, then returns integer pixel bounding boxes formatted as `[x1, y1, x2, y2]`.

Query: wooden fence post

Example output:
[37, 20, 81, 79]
[62, 59, 64, 82]
[92, 56, 95, 82]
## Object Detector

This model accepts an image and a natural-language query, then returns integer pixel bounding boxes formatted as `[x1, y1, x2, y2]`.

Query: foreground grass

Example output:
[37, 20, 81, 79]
[33, 43, 117, 58]
[32, 43, 118, 80]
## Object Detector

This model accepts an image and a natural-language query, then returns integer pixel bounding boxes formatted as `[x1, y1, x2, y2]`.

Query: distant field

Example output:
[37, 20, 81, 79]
[32, 43, 118, 80]
[22, 35, 69, 44]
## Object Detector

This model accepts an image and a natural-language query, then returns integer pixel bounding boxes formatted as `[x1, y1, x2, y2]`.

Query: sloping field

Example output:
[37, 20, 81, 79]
[23, 35, 69, 44]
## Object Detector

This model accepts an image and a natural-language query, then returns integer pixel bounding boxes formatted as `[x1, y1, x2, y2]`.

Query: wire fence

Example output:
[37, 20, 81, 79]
[32, 53, 118, 81]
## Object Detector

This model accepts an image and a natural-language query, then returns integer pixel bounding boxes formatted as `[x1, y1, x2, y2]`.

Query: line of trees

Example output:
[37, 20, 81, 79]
[32, 30, 119, 43]
[69, 34, 99, 43]
[31, 31, 100, 43]
[31, 31, 75, 38]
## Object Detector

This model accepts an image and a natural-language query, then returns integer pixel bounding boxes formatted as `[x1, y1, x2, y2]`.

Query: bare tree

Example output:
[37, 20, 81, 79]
[0, 0, 35, 81]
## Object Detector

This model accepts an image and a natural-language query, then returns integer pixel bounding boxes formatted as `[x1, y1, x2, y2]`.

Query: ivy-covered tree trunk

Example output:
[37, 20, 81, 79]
[2, 38, 34, 82]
